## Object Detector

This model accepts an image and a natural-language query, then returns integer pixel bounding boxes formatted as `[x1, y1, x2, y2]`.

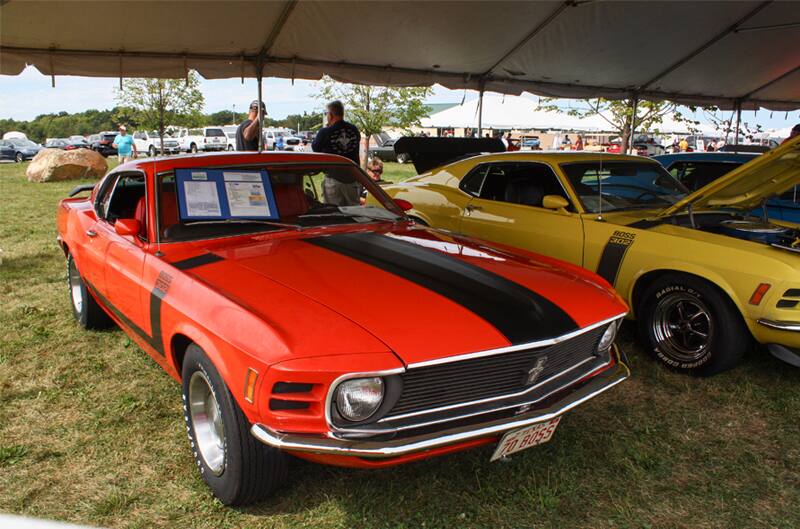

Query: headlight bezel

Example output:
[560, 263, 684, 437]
[334, 377, 385, 422]
[326, 371, 405, 429]
[597, 320, 620, 353]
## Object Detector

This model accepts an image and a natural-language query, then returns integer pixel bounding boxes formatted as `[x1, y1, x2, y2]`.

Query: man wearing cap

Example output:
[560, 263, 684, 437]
[781, 124, 800, 145]
[113, 125, 137, 164]
[236, 100, 266, 151]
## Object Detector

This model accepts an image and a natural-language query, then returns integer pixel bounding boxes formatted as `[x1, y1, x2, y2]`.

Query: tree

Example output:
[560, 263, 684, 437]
[317, 76, 433, 165]
[698, 106, 763, 144]
[115, 72, 205, 154]
[540, 98, 699, 151]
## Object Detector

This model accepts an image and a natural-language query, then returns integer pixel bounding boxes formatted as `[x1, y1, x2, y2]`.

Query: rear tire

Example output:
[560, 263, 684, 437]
[182, 344, 288, 505]
[637, 273, 750, 376]
[67, 253, 113, 329]
[148, 145, 156, 157]
[190, 143, 198, 153]
[396, 153, 409, 164]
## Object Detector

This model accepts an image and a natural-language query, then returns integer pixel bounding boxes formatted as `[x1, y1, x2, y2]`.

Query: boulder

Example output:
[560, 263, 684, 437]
[26, 148, 108, 183]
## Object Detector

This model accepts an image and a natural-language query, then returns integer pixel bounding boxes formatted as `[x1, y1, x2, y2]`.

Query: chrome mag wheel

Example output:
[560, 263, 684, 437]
[652, 292, 713, 363]
[68, 259, 83, 314]
[189, 370, 226, 475]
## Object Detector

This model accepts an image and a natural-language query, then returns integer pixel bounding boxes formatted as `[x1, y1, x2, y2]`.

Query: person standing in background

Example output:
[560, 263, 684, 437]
[574, 135, 584, 151]
[236, 100, 266, 151]
[781, 124, 800, 145]
[113, 125, 137, 163]
[679, 137, 689, 152]
[312, 100, 361, 205]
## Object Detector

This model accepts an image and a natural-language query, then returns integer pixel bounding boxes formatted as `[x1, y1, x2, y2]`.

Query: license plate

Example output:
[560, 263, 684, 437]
[490, 417, 561, 461]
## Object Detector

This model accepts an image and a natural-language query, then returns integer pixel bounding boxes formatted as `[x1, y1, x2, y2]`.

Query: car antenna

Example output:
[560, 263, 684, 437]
[596, 153, 604, 221]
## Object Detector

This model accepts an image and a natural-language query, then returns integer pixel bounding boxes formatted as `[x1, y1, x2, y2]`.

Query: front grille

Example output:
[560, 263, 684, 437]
[386, 325, 605, 418]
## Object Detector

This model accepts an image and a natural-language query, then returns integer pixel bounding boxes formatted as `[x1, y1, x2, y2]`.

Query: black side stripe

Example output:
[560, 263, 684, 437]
[84, 254, 221, 356]
[85, 281, 165, 355]
[172, 253, 224, 270]
[306, 233, 578, 345]
[596, 231, 636, 286]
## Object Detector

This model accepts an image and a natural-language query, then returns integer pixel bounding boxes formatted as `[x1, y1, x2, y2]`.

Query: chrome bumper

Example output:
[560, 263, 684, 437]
[757, 319, 800, 332]
[251, 349, 629, 458]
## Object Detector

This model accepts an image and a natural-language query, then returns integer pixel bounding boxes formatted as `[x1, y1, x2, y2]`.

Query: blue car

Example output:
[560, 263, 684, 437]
[653, 151, 800, 224]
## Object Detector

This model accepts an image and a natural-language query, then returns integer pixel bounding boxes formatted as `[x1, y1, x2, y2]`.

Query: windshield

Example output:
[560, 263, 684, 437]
[10, 139, 36, 147]
[561, 161, 688, 213]
[205, 129, 225, 137]
[158, 163, 405, 242]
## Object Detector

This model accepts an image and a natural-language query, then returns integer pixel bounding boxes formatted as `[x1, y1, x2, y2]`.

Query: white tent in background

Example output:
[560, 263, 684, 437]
[420, 94, 701, 135]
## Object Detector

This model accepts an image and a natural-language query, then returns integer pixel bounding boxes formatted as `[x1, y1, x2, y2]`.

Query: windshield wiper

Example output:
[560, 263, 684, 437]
[184, 219, 302, 230]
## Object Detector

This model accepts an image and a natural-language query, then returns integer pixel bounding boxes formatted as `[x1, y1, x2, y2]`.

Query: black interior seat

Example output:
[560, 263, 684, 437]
[504, 177, 544, 207]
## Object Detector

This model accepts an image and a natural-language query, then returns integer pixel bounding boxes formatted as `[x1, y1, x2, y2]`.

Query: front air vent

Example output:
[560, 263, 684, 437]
[777, 289, 800, 309]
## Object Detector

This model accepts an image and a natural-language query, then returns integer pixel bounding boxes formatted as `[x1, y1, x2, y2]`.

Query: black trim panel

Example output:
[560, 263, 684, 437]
[305, 233, 578, 344]
[171, 253, 224, 270]
[596, 230, 636, 286]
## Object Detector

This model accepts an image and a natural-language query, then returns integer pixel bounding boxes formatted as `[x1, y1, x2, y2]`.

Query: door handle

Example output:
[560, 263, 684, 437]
[85, 229, 97, 237]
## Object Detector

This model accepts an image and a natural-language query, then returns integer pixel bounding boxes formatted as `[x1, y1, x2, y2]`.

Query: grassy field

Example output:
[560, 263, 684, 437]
[1, 159, 799, 529]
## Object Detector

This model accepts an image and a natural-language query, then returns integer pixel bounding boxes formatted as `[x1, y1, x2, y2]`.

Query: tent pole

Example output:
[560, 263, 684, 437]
[257, 65, 264, 152]
[477, 87, 485, 137]
[734, 101, 742, 145]
[628, 95, 639, 155]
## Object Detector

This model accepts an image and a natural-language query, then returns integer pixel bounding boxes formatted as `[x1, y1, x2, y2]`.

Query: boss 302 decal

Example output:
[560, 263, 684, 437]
[596, 231, 636, 286]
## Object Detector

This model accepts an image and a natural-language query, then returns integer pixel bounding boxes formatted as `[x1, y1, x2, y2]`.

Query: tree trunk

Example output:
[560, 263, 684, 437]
[619, 119, 631, 155]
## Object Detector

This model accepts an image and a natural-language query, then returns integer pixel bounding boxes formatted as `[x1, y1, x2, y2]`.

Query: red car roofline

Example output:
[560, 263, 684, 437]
[119, 151, 355, 173]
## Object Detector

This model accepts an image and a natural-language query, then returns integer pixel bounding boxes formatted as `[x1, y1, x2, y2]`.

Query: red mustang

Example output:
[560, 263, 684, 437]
[57, 152, 629, 505]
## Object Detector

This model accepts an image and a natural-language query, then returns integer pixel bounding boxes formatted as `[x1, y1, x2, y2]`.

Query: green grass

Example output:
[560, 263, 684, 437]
[1, 160, 800, 528]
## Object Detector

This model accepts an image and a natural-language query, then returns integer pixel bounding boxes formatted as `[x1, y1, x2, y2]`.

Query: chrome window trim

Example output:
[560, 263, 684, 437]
[408, 313, 626, 369]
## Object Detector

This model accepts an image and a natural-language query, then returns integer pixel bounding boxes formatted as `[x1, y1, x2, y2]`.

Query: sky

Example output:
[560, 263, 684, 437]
[1, 66, 797, 134]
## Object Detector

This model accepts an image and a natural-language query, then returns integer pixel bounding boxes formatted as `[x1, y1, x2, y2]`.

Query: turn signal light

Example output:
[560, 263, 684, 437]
[244, 368, 259, 404]
[749, 283, 771, 306]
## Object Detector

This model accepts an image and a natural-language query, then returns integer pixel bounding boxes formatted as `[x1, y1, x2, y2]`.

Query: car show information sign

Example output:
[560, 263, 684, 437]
[176, 169, 279, 220]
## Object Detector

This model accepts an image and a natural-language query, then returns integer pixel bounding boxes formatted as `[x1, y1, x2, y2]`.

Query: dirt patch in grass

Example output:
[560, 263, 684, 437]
[1, 161, 799, 528]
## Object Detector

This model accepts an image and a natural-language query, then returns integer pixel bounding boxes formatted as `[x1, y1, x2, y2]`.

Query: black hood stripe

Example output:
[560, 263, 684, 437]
[305, 233, 578, 345]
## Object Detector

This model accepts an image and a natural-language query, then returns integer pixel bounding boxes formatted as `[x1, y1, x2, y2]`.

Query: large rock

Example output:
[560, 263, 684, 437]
[26, 148, 108, 183]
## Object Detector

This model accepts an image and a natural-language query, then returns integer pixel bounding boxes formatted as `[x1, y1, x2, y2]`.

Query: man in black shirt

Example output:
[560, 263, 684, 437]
[236, 100, 266, 151]
[312, 100, 362, 206]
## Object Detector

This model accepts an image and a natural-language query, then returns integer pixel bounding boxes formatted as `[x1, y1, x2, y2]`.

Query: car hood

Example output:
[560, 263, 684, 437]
[658, 136, 800, 217]
[179, 225, 626, 366]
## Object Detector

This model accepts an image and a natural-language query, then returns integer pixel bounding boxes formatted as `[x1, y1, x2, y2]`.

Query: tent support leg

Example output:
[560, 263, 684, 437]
[628, 95, 639, 155]
[477, 86, 485, 137]
[734, 102, 742, 145]
[257, 67, 264, 153]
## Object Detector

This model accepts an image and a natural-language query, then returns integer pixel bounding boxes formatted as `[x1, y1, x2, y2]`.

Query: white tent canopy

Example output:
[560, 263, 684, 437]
[1, 1, 799, 111]
[421, 94, 702, 134]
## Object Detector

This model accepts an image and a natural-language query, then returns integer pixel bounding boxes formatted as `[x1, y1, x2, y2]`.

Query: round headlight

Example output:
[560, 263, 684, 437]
[597, 320, 619, 353]
[335, 377, 384, 422]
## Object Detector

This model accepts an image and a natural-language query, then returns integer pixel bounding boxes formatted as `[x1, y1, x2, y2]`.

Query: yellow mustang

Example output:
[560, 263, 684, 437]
[377, 137, 800, 375]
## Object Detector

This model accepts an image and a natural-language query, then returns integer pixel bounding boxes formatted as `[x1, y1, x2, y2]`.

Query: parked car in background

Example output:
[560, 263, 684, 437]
[222, 125, 237, 150]
[653, 151, 799, 223]
[6, 137, 43, 161]
[369, 135, 410, 163]
[69, 135, 87, 144]
[519, 136, 541, 151]
[297, 130, 315, 144]
[88, 131, 118, 157]
[174, 127, 228, 153]
[378, 137, 800, 375]
[57, 151, 628, 505]
[45, 138, 69, 149]
[0, 140, 17, 161]
[133, 130, 180, 156]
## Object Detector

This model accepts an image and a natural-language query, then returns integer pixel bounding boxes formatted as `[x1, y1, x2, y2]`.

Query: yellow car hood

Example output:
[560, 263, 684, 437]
[658, 136, 800, 217]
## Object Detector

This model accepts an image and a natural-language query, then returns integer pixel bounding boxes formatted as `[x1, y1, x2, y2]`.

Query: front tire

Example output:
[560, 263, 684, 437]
[15, 152, 23, 163]
[148, 145, 156, 157]
[396, 153, 409, 164]
[190, 143, 198, 154]
[637, 273, 750, 376]
[182, 344, 288, 505]
[67, 253, 113, 329]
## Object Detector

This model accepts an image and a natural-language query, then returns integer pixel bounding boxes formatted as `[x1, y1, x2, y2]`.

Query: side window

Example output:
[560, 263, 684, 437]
[459, 164, 489, 196]
[105, 173, 147, 228]
[478, 162, 571, 210]
[95, 173, 121, 219]
[780, 186, 799, 203]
